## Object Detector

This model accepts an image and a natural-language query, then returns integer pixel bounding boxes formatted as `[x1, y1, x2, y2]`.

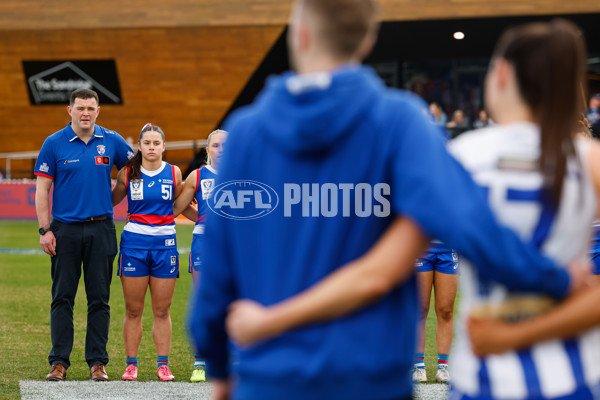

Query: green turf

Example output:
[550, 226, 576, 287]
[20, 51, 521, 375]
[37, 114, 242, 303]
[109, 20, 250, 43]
[0, 221, 196, 400]
[422, 289, 461, 384]
[0, 221, 43, 249]
[0, 220, 455, 399]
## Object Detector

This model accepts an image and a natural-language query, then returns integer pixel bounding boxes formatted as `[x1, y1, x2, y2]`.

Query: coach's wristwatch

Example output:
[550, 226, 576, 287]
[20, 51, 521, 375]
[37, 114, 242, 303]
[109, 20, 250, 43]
[39, 227, 51, 235]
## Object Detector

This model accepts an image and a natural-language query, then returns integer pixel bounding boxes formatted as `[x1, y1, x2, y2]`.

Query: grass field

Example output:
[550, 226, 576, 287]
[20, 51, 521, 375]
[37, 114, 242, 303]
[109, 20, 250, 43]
[0, 220, 196, 400]
[0, 220, 453, 399]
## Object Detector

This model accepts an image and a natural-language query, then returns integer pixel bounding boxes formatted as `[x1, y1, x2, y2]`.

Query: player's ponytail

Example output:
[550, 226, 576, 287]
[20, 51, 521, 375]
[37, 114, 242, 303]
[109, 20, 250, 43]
[492, 19, 586, 207]
[126, 151, 143, 182]
[125, 123, 166, 181]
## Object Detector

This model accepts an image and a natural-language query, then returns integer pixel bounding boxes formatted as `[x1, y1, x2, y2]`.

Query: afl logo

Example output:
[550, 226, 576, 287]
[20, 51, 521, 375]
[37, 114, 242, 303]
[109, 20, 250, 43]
[208, 180, 279, 220]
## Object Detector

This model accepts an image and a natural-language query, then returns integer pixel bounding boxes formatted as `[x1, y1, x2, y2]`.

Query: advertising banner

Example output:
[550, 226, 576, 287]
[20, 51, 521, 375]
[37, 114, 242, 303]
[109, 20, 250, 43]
[0, 181, 128, 220]
[22, 60, 122, 105]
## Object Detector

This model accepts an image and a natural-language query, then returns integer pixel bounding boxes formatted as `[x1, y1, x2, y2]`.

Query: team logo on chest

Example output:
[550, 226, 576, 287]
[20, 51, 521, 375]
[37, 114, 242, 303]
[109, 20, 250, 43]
[130, 179, 144, 200]
[96, 145, 106, 155]
[201, 179, 215, 200]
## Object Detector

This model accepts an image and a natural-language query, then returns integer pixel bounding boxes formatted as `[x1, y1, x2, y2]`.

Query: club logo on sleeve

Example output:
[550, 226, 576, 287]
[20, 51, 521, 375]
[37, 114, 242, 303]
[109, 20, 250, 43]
[95, 156, 110, 165]
[127, 151, 135, 160]
[39, 163, 49, 172]
[96, 145, 106, 155]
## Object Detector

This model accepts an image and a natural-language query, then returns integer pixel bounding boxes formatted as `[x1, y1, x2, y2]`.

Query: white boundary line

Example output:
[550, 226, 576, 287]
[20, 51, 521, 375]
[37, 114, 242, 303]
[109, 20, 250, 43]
[20, 380, 213, 400]
[20, 380, 448, 400]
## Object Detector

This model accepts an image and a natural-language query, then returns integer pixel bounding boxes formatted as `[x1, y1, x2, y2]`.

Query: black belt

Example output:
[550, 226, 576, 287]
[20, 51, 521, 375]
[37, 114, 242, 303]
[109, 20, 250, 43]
[84, 216, 110, 222]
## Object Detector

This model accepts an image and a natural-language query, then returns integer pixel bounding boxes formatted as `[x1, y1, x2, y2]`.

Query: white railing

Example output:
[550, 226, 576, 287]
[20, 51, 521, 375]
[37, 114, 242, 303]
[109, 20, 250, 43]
[0, 139, 207, 179]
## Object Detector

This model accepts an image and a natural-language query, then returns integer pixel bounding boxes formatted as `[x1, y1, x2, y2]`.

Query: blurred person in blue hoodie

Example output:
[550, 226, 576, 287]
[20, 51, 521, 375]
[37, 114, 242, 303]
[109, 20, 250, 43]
[189, 1, 587, 399]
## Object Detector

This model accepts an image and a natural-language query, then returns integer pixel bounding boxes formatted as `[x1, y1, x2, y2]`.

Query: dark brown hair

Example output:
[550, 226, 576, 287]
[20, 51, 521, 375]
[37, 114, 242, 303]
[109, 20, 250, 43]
[125, 123, 166, 182]
[302, 0, 379, 59]
[70, 88, 99, 106]
[493, 19, 587, 206]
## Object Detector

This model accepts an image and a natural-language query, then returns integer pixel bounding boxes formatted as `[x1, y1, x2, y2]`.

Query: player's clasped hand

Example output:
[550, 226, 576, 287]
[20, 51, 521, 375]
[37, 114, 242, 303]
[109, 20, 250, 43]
[227, 299, 272, 346]
[467, 316, 517, 357]
[40, 231, 56, 256]
[567, 259, 594, 295]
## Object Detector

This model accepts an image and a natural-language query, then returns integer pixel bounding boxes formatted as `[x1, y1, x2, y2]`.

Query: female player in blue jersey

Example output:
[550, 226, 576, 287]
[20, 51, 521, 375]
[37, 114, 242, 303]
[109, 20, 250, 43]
[173, 129, 228, 382]
[112, 123, 183, 382]
[226, 19, 600, 400]
[413, 107, 459, 384]
[413, 242, 458, 383]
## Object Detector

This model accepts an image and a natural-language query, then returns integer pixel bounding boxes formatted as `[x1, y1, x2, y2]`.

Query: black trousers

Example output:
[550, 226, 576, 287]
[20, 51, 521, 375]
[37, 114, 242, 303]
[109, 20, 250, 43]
[47, 219, 117, 369]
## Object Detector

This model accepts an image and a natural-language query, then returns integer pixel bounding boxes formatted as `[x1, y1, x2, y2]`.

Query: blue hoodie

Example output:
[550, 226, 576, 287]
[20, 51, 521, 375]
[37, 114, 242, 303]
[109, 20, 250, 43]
[189, 66, 570, 400]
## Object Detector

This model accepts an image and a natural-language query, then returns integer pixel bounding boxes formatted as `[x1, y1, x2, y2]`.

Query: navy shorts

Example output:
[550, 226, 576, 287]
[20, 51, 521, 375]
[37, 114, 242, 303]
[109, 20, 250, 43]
[415, 246, 458, 275]
[189, 234, 204, 273]
[118, 247, 179, 278]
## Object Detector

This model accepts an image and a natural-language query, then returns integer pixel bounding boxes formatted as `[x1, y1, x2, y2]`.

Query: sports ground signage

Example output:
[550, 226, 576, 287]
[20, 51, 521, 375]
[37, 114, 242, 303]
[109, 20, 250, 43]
[0, 182, 128, 220]
[22, 60, 122, 105]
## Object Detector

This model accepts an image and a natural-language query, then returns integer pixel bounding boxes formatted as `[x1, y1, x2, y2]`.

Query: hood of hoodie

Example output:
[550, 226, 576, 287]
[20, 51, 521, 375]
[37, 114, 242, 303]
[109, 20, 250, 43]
[253, 65, 383, 156]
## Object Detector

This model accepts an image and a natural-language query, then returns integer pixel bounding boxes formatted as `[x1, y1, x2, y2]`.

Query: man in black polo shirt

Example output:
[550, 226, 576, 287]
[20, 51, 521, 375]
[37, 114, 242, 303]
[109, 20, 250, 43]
[35, 88, 133, 381]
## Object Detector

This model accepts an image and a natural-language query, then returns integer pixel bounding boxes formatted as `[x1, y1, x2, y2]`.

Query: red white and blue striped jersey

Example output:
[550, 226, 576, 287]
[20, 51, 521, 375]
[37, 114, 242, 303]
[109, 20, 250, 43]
[449, 123, 600, 400]
[121, 161, 177, 249]
[193, 165, 218, 235]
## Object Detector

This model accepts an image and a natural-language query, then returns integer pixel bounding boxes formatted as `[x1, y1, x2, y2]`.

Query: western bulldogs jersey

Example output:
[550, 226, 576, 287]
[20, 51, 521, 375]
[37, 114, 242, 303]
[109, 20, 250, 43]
[449, 123, 600, 399]
[193, 165, 218, 235]
[121, 162, 177, 250]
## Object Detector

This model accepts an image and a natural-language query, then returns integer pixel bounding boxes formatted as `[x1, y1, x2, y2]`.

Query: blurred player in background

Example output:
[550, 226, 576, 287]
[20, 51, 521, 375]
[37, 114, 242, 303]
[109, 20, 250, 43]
[173, 129, 228, 382]
[447, 19, 600, 400]
[413, 110, 459, 384]
[227, 18, 600, 400]
[413, 242, 458, 383]
[189, 1, 588, 399]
